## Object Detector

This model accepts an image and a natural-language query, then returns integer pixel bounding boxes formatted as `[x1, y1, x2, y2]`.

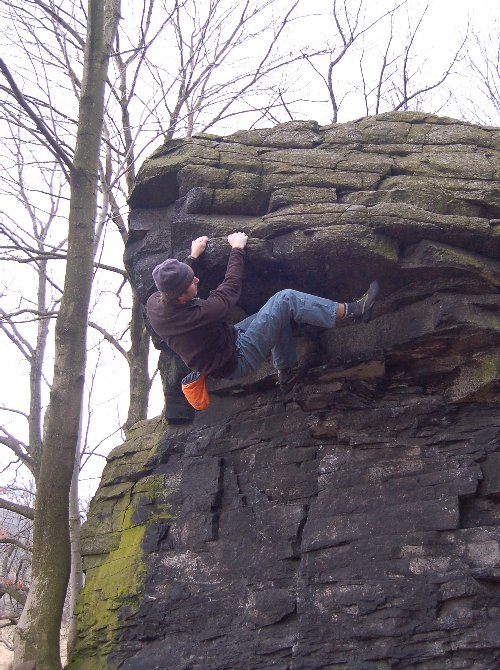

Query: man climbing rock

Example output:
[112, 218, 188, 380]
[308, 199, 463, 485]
[146, 233, 379, 393]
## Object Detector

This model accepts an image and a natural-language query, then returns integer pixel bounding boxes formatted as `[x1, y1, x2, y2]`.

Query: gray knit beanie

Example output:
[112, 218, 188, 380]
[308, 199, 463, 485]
[152, 259, 194, 297]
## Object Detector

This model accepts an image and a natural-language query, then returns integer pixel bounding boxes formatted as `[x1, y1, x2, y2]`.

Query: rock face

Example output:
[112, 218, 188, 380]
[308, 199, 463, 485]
[70, 113, 500, 670]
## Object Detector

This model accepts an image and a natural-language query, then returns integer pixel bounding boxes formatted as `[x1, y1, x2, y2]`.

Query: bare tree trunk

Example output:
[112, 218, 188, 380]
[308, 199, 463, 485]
[28, 256, 49, 477]
[67, 446, 84, 657]
[13, 2, 120, 668]
[108, 189, 151, 430]
[123, 290, 150, 431]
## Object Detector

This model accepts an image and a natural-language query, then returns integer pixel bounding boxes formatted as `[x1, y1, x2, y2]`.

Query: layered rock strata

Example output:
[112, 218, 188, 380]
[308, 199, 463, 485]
[70, 113, 500, 670]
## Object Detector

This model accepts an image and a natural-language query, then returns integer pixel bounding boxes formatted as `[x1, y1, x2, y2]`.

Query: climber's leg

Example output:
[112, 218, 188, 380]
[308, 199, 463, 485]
[228, 289, 340, 379]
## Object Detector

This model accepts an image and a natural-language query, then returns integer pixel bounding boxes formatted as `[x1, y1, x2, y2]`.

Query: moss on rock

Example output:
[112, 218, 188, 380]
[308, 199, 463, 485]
[68, 419, 172, 670]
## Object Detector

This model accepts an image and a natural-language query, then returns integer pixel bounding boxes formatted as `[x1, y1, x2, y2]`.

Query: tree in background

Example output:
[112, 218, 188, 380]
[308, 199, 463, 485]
[300, 0, 471, 123]
[361, 2, 468, 115]
[464, 15, 499, 123]
[0, 124, 65, 485]
[9, 0, 120, 666]
[0, 490, 32, 633]
[300, 0, 407, 123]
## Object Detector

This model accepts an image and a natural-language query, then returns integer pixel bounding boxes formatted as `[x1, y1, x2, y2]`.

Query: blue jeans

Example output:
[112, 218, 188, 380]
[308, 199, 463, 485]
[227, 289, 339, 380]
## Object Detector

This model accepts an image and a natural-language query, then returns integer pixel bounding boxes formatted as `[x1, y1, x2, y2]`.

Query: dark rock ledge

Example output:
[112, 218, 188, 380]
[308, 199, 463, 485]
[69, 113, 500, 670]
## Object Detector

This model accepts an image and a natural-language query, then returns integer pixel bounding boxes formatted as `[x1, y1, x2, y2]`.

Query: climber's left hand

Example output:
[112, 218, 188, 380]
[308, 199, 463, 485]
[190, 236, 209, 258]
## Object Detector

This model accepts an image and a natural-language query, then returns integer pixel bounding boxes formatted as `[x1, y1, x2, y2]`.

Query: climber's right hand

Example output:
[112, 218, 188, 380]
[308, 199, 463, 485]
[228, 232, 248, 249]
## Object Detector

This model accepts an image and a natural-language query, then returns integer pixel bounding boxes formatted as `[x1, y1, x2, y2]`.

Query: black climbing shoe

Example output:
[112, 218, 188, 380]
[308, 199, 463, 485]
[277, 364, 305, 391]
[346, 280, 379, 323]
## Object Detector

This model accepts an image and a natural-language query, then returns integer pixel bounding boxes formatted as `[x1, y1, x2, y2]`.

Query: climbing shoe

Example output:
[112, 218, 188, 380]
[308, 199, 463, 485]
[277, 364, 305, 391]
[346, 280, 380, 323]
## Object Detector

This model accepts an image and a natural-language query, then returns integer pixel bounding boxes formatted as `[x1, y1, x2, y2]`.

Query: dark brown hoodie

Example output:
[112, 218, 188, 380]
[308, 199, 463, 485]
[146, 248, 245, 377]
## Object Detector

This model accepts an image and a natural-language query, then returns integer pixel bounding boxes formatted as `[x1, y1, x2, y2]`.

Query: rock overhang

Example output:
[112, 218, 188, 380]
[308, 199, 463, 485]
[126, 112, 500, 320]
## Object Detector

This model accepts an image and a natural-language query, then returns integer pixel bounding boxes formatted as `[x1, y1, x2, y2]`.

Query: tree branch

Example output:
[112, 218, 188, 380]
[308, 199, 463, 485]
[0, 309, 34, 361]
[0, 537, 32, 553]
[0, 58, 73, 173]
[0, 498, 34, 521]
[88, 321, 128, 359]
[0, 612, 19, 628]
[0, 308, 57, 322]
[0, 432, 36, 476]
[93, 261, 128, 277]
[0, 580, 28, 606]
[31, 0, 86, 48]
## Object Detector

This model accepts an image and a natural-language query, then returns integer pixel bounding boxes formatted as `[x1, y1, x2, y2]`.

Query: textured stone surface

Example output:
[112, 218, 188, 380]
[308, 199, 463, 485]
[71, 113, 500, 669]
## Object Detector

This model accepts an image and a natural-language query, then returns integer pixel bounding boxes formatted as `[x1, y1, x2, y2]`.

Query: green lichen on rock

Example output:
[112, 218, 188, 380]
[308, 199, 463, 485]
[68, 419, 172, 670]
[68, 511, 146, 670]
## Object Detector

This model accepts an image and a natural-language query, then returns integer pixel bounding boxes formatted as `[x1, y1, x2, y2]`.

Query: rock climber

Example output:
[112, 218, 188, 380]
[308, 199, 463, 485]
[146, 233, 379, 393]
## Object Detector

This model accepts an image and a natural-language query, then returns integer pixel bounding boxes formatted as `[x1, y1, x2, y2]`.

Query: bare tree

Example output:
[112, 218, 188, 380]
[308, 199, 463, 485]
[0, 487, 33, 651]
[463, 17, 500, 123]
[359, 10, 399, 116]
[11, 1, 121, 667]
[302, 0, 470, 121]
[0, 121, 64, 487]
[0, 111, 127, 649]
[103, 0, 317, 142]
[301, 0, 408, 123]
[383, 3, 468, 113]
